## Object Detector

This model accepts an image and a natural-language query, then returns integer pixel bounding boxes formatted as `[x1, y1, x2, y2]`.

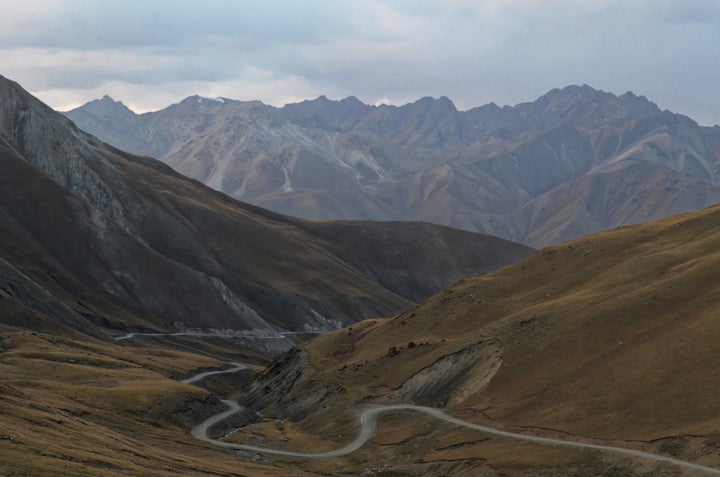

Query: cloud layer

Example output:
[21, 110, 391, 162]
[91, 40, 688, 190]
[3, 0, 719, 124]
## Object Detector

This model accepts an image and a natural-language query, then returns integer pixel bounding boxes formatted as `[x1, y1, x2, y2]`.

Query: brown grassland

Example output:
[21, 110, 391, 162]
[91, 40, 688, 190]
[234, 203, 720, 475]
[0, 332, 312, 476]
[4, 203, 720, 475]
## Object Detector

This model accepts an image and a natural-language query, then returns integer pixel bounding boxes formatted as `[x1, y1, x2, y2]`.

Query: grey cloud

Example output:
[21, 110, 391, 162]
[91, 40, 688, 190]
[0, 0, 354, 50]
[3, 0, 720, 125]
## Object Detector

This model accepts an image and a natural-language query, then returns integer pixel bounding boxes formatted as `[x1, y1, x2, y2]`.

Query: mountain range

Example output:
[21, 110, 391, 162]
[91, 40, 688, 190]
[3, 72, 720, 476]
[0, 74, 531, 360]
[66, 85, 720, 247]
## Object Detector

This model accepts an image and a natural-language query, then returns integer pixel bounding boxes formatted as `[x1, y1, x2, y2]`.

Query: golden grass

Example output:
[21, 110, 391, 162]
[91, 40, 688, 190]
[423, 437, 595, 468]
[298, 409, 599, 474]
[260, 204, 720, 474]
[224, 418, 341, 454]
[0, 332, 313, 476]
[8, 203, 720, 475]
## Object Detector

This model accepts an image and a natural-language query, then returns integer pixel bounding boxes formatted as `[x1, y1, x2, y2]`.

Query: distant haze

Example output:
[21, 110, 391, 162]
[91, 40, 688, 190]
[3, 0, 720, 125]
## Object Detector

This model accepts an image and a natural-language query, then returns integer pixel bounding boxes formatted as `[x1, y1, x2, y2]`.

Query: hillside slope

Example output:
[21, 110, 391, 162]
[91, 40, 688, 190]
[239, 203, 720, 474]
[0, 331, 321, 476]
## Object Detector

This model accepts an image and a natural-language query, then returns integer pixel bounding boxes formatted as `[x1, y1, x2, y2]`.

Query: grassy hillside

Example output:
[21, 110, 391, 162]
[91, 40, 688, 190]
[0, 331, 316, 476]
[239, 203, 720, 474]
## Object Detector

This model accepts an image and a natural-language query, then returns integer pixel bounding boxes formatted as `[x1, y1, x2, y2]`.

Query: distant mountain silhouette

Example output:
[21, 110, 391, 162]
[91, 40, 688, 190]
[66, 85, 720, 247]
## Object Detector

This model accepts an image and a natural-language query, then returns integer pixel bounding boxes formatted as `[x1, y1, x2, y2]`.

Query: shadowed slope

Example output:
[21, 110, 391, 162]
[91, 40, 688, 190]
[0, 74, 532, 355]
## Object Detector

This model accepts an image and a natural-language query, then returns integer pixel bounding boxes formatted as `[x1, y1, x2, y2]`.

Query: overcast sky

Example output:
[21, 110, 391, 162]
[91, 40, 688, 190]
[3, 0, 720, 125]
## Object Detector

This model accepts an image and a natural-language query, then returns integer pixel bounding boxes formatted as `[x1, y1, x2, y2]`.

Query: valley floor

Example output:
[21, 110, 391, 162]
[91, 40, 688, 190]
[3, 327, 719, 476]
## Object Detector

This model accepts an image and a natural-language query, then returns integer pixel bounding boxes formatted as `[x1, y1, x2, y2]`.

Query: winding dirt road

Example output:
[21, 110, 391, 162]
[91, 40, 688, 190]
[181, 363, 247, 385]
[115, 331, 286, 341]
[184, 366, 720, 474]
[115, 330, 320, 341]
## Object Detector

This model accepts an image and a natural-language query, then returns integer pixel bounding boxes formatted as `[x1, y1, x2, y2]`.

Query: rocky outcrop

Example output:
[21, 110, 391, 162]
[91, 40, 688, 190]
[391, 340, 501, 407]
[237, 348, 326, 420]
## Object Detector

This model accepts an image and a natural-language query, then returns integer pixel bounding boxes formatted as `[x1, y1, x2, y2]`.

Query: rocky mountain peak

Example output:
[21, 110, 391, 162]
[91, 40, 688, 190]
[411, 95, 458, 113]
[530, 84, 661, 128]
[70, 94, 136, 120]
[340, 95, 363, 106]
[286, 95, 332, 109]
[178, 94, 229, 107]
[536, 84, 609, 112]
[617, 90, 660, 114]
[281, 94, 371, 130]
[289, 94, 358, 109]
[0, 76, 140, 236]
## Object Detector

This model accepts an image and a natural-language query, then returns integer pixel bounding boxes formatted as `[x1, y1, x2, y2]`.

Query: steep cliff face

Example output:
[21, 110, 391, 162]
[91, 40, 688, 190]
[0, 78, 140, 235]
[1, 75, 532, 357]
[0, 125, 281, 342]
